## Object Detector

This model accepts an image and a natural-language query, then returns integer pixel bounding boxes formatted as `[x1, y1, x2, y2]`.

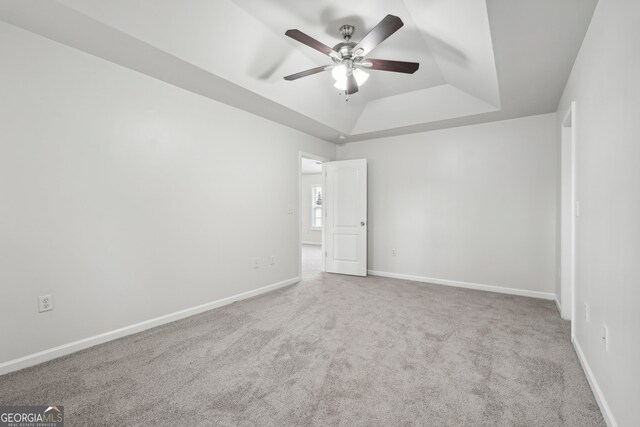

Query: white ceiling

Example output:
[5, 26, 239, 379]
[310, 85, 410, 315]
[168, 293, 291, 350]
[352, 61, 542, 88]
[0, 0, 598, 143]
[301, 158, 323, 175]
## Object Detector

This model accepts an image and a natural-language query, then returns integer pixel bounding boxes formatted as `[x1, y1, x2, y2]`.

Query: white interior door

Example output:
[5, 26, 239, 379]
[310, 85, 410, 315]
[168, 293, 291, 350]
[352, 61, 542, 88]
[324, 159, 367, 276]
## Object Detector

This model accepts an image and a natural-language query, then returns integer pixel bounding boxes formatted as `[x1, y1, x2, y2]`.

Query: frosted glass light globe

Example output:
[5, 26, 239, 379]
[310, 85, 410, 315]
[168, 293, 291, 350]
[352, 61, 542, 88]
[332, 67, 369, 91]
[331, 64, 348, 81]
[353, 69, 369, 85]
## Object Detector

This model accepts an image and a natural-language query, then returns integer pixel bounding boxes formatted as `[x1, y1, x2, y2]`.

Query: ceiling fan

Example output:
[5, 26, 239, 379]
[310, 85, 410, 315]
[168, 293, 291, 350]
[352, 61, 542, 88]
[283, 15, 420, 96]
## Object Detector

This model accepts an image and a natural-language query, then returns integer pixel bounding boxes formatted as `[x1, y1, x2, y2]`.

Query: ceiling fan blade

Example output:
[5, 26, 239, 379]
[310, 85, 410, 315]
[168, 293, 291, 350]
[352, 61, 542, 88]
[361, 59, 419, 74]
[283, 66, 330, 81]
[285, 29, 340, 59]
[346, 73, 359, 95]
[353, 15, 404, 57]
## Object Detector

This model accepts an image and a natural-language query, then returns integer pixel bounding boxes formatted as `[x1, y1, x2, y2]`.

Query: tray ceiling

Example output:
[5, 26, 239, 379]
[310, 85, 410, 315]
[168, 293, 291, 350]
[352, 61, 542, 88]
[0, 0, 598, 143]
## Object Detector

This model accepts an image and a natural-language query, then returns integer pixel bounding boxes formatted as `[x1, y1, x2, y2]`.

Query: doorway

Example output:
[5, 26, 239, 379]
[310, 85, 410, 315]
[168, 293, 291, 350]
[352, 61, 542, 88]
[299, 153, 326, 277]
[560, 101, 576, 329]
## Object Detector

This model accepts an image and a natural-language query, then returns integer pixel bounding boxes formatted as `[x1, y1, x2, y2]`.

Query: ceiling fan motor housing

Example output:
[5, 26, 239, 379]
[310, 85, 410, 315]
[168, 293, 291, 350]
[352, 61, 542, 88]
[333, 25, 359, 63]
[332, 41, 356, 61]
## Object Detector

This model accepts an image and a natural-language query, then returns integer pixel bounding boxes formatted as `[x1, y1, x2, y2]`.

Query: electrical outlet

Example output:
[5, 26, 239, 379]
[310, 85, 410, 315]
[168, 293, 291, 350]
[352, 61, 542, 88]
[602, 325, 609, 352]
[391, 249, 396, 257]
[253, 257, 260, 269]
[38, 295, 53, 313]
[270, 256, 276, 265]
[584, 303, 590, 322]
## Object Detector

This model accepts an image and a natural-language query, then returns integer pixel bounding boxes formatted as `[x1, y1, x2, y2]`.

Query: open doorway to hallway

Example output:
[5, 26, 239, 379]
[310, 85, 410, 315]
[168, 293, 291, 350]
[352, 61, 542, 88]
[300, 154, 325, 277]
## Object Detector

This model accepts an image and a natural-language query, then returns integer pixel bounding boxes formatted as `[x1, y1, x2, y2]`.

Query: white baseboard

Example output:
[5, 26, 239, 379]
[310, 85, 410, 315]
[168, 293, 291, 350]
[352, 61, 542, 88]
[572, 336, 617, 427]
[368, 270, 555, 300]
[301, 241, 322, 246]
[0, 276, 300, 376]
[554, 296, 562, 315]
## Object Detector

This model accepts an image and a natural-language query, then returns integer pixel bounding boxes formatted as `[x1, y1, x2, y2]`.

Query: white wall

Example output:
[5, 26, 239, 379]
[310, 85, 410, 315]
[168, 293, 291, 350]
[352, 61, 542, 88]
[556, 0, 640, 425]
[300, 173, 322, 244]
[337, 114, 558, 297]
[0, 23, 335, 365]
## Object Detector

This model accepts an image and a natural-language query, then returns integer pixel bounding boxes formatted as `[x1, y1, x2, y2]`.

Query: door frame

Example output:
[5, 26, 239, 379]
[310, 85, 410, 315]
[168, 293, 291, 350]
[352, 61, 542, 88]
[560, 101, 576, 335]
[298, 151, 329, 278]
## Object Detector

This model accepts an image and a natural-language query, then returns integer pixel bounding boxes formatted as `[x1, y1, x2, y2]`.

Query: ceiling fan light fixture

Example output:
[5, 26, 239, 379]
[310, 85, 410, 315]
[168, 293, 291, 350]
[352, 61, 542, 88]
[333, 68, 369, 90]
[331, 64, 348, 81]
[333, 79, 347, 91]
[353, 69, 369, 86]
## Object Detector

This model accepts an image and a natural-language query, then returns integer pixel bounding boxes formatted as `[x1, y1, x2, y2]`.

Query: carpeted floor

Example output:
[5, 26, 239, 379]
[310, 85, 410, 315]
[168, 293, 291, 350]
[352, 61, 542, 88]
[0, 260, 603, 426]
[302, 244, 323, 277]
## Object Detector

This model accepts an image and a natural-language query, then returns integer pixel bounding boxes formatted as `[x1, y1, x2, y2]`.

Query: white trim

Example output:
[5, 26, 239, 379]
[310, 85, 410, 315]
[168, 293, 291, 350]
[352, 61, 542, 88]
[560, 101, 577, 324]
[368, 270, 555, 300]
[0, 276, 300, 376]
[554, 296, 562, 315]
[572, 336, 617, 427]
[301, 241, 322, 246]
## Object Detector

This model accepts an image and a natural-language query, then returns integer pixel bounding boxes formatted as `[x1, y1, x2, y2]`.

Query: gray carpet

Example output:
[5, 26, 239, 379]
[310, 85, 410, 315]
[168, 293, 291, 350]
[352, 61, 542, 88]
[0, 265, 603, 426]
[302, 244, 322, 278]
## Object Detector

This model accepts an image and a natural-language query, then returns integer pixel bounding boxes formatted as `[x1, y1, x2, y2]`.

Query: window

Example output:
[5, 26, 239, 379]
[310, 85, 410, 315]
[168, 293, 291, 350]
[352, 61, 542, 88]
[311, 186, 323, 229]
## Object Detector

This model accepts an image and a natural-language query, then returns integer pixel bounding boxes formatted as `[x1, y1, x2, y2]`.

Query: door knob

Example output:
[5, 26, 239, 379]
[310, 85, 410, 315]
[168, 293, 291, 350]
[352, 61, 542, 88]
[360, 221, 366, 226]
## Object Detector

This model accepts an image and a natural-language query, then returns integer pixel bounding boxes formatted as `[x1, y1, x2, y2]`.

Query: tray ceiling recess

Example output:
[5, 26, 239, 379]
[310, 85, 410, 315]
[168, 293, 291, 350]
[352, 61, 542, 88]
[0, 0, 598, 143]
